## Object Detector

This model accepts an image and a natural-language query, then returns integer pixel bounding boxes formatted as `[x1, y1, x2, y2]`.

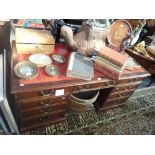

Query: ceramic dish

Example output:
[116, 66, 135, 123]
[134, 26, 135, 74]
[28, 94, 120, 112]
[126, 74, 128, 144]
[14, 61, 38, 80]
[52, 54, 65, 64]
[29, 54, 52, 67]
[107, 19, 133, 50]
[45, 64, 59, 77]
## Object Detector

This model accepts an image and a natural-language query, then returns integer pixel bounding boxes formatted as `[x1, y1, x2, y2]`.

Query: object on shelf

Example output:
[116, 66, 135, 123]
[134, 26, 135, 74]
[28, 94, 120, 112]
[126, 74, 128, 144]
[61, 19, 110, 55]
[29, 54, 52, 67]
[130, 20, 146, 46]
[69, 90, 99, 113]
[107, 19, 133, 52]
[94, 46, 129, 80]
[52, 54, 65, 64]
[66, 52, 94, 81]
[16, 19, 45, 28]
[15, 28, 55, 54]
[125, 42, 155, 74]
[133, 41, 154, 59]
[14, 61, 38, 80]
[45, 65, 59, 77]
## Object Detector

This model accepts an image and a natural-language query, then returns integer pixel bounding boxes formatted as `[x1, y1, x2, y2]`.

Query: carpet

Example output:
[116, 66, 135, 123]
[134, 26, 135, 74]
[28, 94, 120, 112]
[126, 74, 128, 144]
[22, 87, 155, 135]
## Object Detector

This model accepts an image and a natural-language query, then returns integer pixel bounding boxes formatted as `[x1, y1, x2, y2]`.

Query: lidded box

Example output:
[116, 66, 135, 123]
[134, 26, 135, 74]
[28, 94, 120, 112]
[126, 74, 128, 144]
[15, 28, 55, 54]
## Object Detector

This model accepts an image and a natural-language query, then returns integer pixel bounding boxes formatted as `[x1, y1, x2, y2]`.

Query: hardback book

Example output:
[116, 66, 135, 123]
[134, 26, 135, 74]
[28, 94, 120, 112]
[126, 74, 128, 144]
[94, 57, 123, 80]
[66, 52, 94, 81]
[96, 46, 129, 68]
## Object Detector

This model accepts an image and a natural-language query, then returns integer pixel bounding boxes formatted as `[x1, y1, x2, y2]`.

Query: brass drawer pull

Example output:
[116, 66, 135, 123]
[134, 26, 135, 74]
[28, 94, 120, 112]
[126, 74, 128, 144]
[40, 100, 51, 106]
[40, 107, 53, 113]
[40, 90, 55, 96]
[78, 85, 90, 90]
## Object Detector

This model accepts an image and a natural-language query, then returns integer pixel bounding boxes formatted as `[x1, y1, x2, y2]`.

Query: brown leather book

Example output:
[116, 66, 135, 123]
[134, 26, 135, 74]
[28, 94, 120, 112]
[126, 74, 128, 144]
[96, 46, 129, 68]
[94, 58, 123, 80]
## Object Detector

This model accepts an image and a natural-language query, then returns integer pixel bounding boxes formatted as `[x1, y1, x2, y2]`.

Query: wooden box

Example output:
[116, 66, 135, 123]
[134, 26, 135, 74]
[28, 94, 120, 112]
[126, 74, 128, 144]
[15, 28, 55, 54]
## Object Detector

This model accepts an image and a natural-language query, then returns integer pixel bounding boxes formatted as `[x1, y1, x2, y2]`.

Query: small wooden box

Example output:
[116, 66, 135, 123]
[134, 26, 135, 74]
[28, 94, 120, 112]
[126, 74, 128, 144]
[15, 28, 55, 54]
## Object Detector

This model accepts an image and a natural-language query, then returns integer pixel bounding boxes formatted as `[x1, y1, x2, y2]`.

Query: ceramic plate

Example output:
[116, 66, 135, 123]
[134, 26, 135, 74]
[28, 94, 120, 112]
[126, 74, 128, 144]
[45, 65, 59, 77]
[29, 54, 52, 67]
[107, 19, 133, 50]
[52, 54, 65, 64]
[14, 61, 38, 79]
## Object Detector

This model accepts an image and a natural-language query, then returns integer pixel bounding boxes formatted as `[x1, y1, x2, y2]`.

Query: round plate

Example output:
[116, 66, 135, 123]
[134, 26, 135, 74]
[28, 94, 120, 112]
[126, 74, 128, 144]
[107, 19, 133, 50]
[29, 54, 52, 67]
[45, 65, 59, 77]
[14, 61, 38, 80]
[52, 54, 65, 64]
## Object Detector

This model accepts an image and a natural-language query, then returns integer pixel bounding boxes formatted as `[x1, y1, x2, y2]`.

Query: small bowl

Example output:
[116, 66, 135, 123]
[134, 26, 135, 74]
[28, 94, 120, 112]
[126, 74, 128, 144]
[52, 54, 65, 64]
[45, 64, 59, 77]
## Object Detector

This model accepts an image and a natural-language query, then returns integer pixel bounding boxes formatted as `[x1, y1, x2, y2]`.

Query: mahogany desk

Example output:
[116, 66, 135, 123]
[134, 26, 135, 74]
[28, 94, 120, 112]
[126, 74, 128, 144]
[11, 43, 150, 132]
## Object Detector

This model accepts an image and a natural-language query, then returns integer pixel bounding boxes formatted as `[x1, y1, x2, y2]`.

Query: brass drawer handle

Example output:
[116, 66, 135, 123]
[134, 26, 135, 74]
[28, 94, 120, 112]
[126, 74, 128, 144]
[40, 107, 53, 112]
[40, 100, 51, 106]
[40, 90, 55, 96]
[78, 85, 90, 90]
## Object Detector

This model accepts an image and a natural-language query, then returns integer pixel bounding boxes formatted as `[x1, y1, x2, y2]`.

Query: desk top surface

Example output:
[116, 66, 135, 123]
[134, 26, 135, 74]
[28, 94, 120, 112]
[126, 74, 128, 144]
[11, 43, 150, 93]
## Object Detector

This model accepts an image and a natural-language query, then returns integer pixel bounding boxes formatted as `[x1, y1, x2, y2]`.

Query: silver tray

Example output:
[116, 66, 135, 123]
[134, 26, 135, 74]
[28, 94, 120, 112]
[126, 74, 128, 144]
[45, 65, 59, 77]
[14, 61, 38, 80]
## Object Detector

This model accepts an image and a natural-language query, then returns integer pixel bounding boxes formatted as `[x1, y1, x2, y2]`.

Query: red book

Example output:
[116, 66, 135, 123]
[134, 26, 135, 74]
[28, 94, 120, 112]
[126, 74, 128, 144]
[94, 58, 123, 80]
[97, 46, 129, 68]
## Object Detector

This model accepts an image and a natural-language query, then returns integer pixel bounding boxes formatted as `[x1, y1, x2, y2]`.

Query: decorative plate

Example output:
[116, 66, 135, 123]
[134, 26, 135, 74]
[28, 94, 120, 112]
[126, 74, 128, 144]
[29, 54, 52, 67]
[45, 65, 59, 77]
[107, 19, 133, 50]
[14, 61, 38, 80]
[52, 54, 65, 64]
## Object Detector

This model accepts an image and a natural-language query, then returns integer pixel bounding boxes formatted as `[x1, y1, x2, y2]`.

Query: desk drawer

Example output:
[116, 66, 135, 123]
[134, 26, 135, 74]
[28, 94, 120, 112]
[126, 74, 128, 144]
[107, 89, 134, 100]
[111, 82, 140, 93]
[72, 81, 115, 93]
[16, 87, 71, 101]
[118, 77, 144, 85]
[20, 102, 67, 118]
[20, 109, 65, 127]
[17, 96, 68, 110]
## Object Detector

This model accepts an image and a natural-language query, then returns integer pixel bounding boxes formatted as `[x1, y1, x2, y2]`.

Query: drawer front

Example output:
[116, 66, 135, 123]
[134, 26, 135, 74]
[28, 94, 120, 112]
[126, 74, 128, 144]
[16, 87, 72, 101]
[17, 96, 68, 110]
[20, 102, 67, 118]
[118, 77, 145, 85]
[107, 89, 134, 100]
[111, 82, 140, 94]
[20, 110, 65, 127]
[72, 81, 115, 93]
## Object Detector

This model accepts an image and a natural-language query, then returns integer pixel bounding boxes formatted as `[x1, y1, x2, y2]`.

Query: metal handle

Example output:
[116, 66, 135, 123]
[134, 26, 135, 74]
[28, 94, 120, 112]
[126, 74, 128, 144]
[78, 85, 90, 90]
[40, 100, 52, 107]
[40, 90, 55, 96]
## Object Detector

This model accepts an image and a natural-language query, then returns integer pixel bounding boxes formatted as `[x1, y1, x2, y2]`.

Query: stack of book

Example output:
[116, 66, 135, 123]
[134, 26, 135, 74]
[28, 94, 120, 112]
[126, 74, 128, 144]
[94, 46, 129, 80]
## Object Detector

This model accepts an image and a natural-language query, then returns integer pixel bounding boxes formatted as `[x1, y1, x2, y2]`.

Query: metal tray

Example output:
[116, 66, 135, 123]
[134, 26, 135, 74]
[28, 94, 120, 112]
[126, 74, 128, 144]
[14, 61, 38, 80]
[107, 19, 133, 50]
